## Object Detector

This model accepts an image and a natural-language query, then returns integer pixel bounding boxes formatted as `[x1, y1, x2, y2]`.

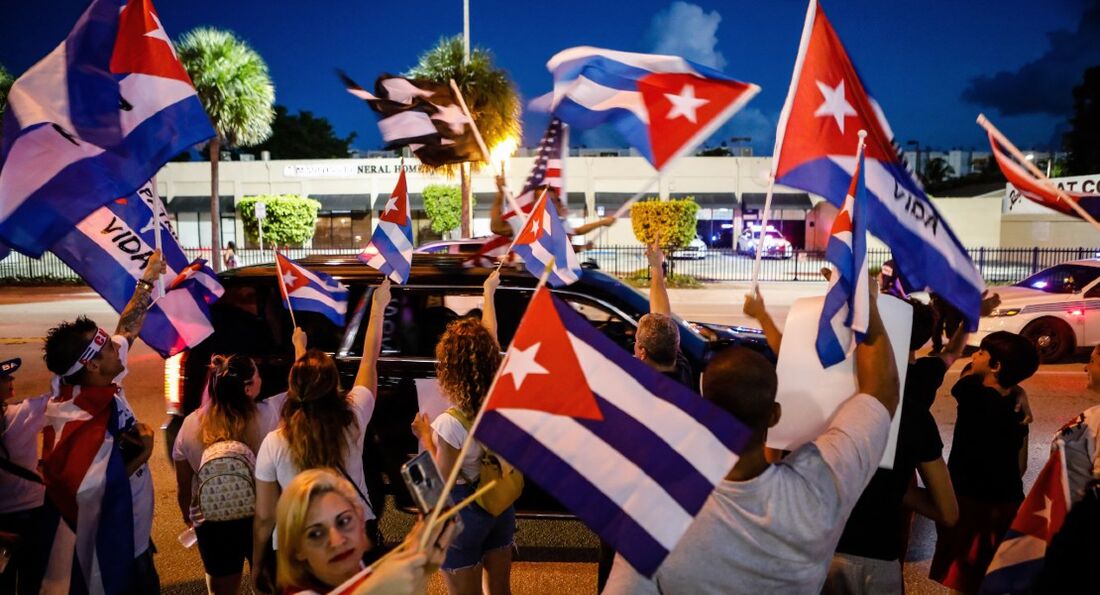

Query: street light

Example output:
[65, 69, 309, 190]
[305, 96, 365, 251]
[730, 136, 752, 248]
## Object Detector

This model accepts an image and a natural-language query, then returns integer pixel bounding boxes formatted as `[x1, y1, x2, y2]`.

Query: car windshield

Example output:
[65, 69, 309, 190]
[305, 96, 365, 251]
[1014, 264, 1100, 294]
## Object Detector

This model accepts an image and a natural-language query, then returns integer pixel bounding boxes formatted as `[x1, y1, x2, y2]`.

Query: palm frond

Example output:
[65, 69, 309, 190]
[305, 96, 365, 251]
[176, 27, 276, 148]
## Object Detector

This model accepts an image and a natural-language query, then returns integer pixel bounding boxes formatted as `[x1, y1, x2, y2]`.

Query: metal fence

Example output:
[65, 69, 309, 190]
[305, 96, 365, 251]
[3, 246, 1100, 285]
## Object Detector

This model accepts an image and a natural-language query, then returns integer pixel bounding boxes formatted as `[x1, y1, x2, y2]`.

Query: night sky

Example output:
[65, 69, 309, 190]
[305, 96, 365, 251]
[1, 0, 1096, 155]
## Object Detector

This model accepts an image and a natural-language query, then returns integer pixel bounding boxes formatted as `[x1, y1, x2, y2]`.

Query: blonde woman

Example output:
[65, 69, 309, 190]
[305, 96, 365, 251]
[253, 280, 391, 593]
[275, 469, 454, 595]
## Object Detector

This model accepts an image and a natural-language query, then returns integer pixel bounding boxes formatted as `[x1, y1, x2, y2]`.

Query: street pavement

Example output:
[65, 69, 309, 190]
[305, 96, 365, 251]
[2, 284, 1097, 594]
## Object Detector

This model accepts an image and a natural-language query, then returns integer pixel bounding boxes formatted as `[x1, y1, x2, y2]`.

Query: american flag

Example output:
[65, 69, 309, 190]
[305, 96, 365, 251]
[467, 119, 566, 267]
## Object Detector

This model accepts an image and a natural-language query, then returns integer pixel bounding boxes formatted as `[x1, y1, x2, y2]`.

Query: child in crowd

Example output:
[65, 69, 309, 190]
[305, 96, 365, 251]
[930, 330, 1039, 594]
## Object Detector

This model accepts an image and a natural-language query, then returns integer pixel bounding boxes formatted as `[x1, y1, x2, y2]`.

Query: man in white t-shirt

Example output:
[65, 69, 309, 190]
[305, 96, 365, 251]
[41, 250, 165, 594]
[604, 280, 899, 594]
[1, 357, 50, 594]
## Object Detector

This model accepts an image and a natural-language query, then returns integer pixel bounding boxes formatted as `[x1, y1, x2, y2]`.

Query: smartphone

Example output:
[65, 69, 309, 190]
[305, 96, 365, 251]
[400, 451, 449, 514]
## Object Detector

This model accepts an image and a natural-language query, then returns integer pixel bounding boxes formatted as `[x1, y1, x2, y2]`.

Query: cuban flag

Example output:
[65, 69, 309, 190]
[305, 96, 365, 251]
[988, 132, 1100, 221]
[476, 287, 751, 577]
[275, 252, 348, 326]
[49, 181, 222, 357]
[546, 47, 759, 171]
[980, 443, 1070, 594]
[816, 147, 870, 367]
[39, 384, 135, 594]
[510, 188, 582, 287]
[771, 0, 983, 329]
[467, 118, 567, 268]
[0, 0, 214, 257]
[167, 258, 224, 305]
[360, 168, 413, 283]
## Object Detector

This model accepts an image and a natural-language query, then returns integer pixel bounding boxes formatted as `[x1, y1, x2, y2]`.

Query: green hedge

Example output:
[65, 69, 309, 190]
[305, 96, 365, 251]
[630, 198, 699, 249]
[238, 195, 321, 248]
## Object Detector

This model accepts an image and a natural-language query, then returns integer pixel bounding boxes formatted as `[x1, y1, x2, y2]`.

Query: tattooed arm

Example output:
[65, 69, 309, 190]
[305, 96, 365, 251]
[116, 250, 166, 346]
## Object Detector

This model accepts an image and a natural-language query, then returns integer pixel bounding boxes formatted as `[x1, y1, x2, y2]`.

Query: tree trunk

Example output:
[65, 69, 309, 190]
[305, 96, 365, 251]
[210, 139, 222, 272]
[460, 163, 472, 238]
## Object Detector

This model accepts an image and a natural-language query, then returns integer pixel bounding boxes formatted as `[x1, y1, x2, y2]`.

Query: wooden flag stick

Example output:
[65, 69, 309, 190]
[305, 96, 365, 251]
[448, 79, 490, 164]
[582, 174, 661, 250]
[977, 114, 1100, 235]
[420, 263, 554, 549]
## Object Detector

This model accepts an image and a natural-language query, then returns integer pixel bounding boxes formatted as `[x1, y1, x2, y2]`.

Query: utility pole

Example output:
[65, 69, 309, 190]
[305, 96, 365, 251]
[459, 0, 473, 237]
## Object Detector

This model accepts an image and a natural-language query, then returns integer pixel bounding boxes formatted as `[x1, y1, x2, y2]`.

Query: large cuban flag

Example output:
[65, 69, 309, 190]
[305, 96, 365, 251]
[475, 287, 752, 577]
[275, 252, 349, 326]
[360, 168, 413, 283]
[39, 384, 136, 595]
[546, 47, 759, 171]
[771, 0, 983, 329]
[816, 146, 870, 367]
[50, 181, 222, 357]
[0, 0, 214, 257]
[510, 188, 582, 287]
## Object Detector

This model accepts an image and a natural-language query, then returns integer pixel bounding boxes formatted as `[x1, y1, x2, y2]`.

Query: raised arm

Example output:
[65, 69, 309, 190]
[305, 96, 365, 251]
[571, 216, 615, 236]
[857, 279, 900, 417]
[743, 289, 783, 354]
[938, 291, 1000, 367]
[291, 326, 308, 361]
[481, 270, 500, 345]
[355, 278, 392, 395]
[646, 240, 671, 316]
[489, 176, 515, 237]
[115, 249, 166, 345]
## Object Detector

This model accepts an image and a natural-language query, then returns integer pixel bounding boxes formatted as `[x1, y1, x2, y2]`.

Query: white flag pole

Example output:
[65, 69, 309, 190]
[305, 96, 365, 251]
[149, 178, 166, 298]
[272, 250, 298, 329]
[580, 174, 661, 250]
[977, 114, 1100, 234]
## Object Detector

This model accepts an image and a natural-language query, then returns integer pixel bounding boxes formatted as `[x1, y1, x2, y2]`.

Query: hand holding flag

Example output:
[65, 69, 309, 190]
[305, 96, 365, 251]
[274, 252, 349, 327]
[509, 189, 582, 287]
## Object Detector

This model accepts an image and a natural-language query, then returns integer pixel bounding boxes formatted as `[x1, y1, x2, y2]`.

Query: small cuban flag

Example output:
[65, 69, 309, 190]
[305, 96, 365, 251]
[360, 166, 414, 283]
[816, 136, 870, 368]
[510, 189, 582, 287]
[274, 252, 348, 326]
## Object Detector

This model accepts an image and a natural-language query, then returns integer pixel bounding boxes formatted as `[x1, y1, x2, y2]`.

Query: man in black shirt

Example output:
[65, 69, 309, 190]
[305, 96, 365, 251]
[824, 293, 1001, 594]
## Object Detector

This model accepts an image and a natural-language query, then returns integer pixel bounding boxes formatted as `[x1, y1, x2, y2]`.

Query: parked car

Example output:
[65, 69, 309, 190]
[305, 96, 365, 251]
[163, 254, 768, 517]
[737, 225, 793, 259]
[968, 260, 1100, 362]
[670, 236, 708, 260]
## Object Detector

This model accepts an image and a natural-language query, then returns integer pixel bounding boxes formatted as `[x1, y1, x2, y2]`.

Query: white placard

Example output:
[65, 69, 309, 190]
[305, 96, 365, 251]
[415, 378, 451, 424]
[767, 294, 911, 469]
[254, 202, 267, 220]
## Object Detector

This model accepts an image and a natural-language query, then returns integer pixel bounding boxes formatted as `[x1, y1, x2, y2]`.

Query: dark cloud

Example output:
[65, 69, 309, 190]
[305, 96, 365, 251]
[961, 1, 1100, 116]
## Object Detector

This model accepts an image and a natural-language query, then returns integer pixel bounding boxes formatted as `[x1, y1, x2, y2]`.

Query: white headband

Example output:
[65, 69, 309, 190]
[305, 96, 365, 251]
[63, 328, 111, 377]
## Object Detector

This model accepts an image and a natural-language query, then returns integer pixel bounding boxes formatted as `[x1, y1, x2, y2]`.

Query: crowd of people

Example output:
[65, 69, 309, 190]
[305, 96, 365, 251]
[2, 205, 1099, 594]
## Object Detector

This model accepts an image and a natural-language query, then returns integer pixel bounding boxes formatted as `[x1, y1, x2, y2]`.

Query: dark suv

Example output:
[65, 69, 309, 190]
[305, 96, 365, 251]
[163, 254, 767, 516]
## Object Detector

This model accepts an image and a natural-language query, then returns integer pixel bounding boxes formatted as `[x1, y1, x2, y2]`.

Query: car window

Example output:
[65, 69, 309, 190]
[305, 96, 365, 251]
[344, 286, 490, 358]
[1015, 264, 1100, 294]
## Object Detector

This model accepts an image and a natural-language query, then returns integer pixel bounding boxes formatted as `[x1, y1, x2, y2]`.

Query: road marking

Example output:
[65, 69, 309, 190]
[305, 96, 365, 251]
[0, 337, 44, 345]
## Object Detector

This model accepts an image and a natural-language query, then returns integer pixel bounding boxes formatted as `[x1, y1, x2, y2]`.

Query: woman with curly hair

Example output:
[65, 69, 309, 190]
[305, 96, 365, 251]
[252, 279, 392, 594]
[411, 271, 514, 595]
[173, 354, 279, 595]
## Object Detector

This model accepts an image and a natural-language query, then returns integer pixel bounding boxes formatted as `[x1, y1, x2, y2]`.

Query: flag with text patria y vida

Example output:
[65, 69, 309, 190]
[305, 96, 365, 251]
[341, 71, 486, 166]
[474, 286, 752, 577]
[0, 0, 214, 257]
[275, 252, 349, 326]
[816, 147, 869, 367]
[546, 47, 759, 171]
[771, 0, 983, 329]
[510, 188, 582, 287]
[360, 167, 413, 283]
[988, 132, 1100, 220]
[49, 181, 223, 357]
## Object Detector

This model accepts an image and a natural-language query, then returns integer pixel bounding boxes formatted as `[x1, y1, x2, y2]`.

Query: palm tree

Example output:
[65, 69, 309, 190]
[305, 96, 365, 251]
[0, 63, 14, 135]
[177, 28, 275, 271]
[407, 36, 521, 236]
[921, 157, 956, 186]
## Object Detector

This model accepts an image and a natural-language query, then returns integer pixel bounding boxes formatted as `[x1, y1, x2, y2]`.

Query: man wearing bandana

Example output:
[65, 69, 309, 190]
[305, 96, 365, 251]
[40, 250, 166, 594]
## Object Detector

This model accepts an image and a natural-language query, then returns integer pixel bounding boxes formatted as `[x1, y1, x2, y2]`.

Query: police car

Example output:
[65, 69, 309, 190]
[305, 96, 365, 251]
[969, 260, 1100, 362]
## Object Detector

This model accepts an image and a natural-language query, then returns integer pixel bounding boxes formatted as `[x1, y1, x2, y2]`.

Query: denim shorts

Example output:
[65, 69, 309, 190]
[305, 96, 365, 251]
[441, 482, 516, 571]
